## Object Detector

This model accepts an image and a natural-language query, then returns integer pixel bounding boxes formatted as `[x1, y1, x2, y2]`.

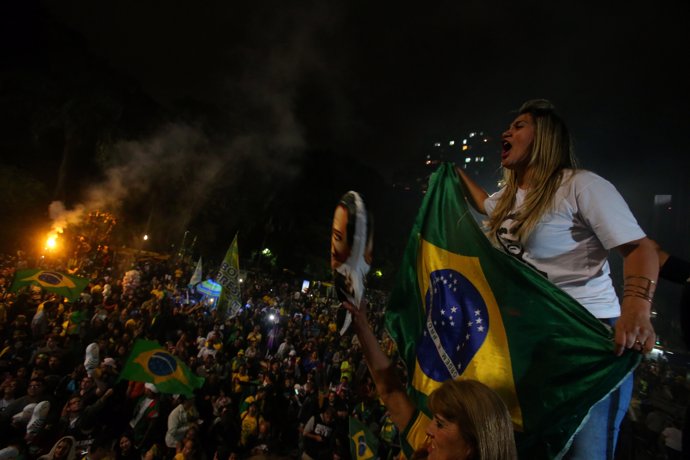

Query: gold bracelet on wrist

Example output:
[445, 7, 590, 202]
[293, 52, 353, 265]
[624, 285, 653, 296]
[622, 291, 653, 303]
[624, 275, 656, 287]
[623, 275, 656, 302]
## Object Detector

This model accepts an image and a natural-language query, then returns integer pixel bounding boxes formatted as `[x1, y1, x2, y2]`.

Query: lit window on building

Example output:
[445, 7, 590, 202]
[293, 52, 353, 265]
[462, 145, 469, 151]
[463, 139, 467, 145]
[449, 140, 455, 146]
[434, 142, 441, 147]
[470, 132, 476, 137]
[465, 157, 471, 163]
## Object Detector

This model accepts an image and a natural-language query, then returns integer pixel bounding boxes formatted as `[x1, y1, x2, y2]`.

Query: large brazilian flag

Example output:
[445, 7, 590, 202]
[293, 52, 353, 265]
[10, 269, 89, 301]
[119, 340, 204, 397]
[386, 163, 640, 459]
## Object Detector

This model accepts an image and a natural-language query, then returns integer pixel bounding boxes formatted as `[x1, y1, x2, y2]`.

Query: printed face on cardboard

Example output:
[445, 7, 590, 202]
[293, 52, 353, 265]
[330, 191, 374, 330]
[331, 204, 351, 270]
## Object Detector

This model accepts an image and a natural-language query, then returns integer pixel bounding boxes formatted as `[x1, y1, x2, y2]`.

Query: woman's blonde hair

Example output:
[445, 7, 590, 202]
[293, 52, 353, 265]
[487, 99, 577, 244]
[428, 379, 517, 460]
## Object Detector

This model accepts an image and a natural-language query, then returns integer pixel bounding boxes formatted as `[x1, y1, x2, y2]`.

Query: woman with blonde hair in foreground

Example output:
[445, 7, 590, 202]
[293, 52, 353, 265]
[344, 301, 516, 460]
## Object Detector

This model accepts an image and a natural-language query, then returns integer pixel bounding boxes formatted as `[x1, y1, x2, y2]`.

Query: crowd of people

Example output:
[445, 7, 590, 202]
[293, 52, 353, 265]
[0, 252, 400, 460]
[0, 251, 686, 460]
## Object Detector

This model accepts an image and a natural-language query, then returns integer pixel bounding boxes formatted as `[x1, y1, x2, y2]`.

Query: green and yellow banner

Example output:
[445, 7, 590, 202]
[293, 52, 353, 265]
[217, 233, 242, 317]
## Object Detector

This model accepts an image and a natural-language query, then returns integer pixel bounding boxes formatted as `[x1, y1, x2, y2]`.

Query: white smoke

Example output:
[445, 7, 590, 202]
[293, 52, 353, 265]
[44, 2, 350, 242]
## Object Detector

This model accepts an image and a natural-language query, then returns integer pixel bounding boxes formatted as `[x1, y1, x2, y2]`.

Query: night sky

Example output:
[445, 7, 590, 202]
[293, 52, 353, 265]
[1, 1, 688, 272]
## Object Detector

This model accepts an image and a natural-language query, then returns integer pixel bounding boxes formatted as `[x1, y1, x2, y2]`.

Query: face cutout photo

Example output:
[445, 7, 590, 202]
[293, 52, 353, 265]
[330, 191, 374, 334]
[331, 204, 351, 269]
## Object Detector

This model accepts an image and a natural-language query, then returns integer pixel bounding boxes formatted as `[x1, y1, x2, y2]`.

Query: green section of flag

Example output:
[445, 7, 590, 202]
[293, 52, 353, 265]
[118, 339, 204, 397]
[349, 416, 379, 460]
[10, 269, 89, 301]
[216, 233, 242, 317]
[386, 162, 640, 459]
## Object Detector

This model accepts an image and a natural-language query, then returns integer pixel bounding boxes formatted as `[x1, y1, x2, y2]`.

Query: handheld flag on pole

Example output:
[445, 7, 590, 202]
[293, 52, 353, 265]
[216, 233, 242, 317]
[10, 269, 89, 302]
[349, 417, 379, 460]
[189, 257, 202, 287]
[118, 339, 204, 397]
[386, 163, 640, 459]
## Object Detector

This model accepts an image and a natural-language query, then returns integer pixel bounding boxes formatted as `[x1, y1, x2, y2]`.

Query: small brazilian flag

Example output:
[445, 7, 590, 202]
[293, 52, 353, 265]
[387, 163, 640, 459]
[119, 339, 204, 397]
[10, 269, 89, 301]
[349, 417, 379, 460]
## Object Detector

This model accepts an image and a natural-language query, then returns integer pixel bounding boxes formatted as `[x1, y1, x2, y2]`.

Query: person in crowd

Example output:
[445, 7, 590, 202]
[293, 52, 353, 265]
[141, 443, 163, 460]
[165, 394, 200, 452]
[0, 377, 49, 431]
[46, 354, 66, 381]
[113, 433, 139, 460]
[79, 437, 112, 460]
[240, 386, 266, 417]
[73, 375, 99, 407]
[129, 383, 162, 450]
[301, 350, 321, 378]
[247, 325, 262, 349]
[240, 402, 262, 449]
[327, 347, 343, 385]
[378, 410, 400, 460]
[206, 393, 240, 459]
[247, 418, 278, 457]
[0, 376, 18, 414]
[274, 336, 293, 360]
[94, 358, 119, 391]
[37, 436, 77, 460]
[297, 381, 319, 431]
[301, 406, 336, 460]
[31, 335, 65, 362]
[198, 332, 221, 361]
[173, 437, 198, 460]
[320, 388, 344, 414]
[339, 355, 352, 384]
[231, 364, 250, 401]
[56, 388, 114, 450]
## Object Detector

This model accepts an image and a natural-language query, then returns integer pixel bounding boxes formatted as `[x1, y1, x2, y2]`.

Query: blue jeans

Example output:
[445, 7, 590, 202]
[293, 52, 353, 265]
[564, 318, 634, 459]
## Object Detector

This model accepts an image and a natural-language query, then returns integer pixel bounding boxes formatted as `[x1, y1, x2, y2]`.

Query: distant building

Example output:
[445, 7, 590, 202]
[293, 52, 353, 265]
[652, 195, 673, 245]
[392, 131, 501, 194]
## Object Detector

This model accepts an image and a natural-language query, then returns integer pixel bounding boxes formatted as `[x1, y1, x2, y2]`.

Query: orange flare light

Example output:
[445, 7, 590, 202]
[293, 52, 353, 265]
[45, 234, 58, 250]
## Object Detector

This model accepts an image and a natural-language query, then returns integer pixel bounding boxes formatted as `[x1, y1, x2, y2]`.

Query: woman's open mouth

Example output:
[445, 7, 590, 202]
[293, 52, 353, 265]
[501, 141, 512, 159]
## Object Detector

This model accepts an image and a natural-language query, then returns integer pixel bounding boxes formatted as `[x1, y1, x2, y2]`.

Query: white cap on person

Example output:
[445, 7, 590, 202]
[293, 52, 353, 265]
[145, 382, 159, 393]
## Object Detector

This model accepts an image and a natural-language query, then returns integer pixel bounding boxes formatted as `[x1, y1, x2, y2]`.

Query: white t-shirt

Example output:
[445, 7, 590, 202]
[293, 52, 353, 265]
[484, 170, 645, 318]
